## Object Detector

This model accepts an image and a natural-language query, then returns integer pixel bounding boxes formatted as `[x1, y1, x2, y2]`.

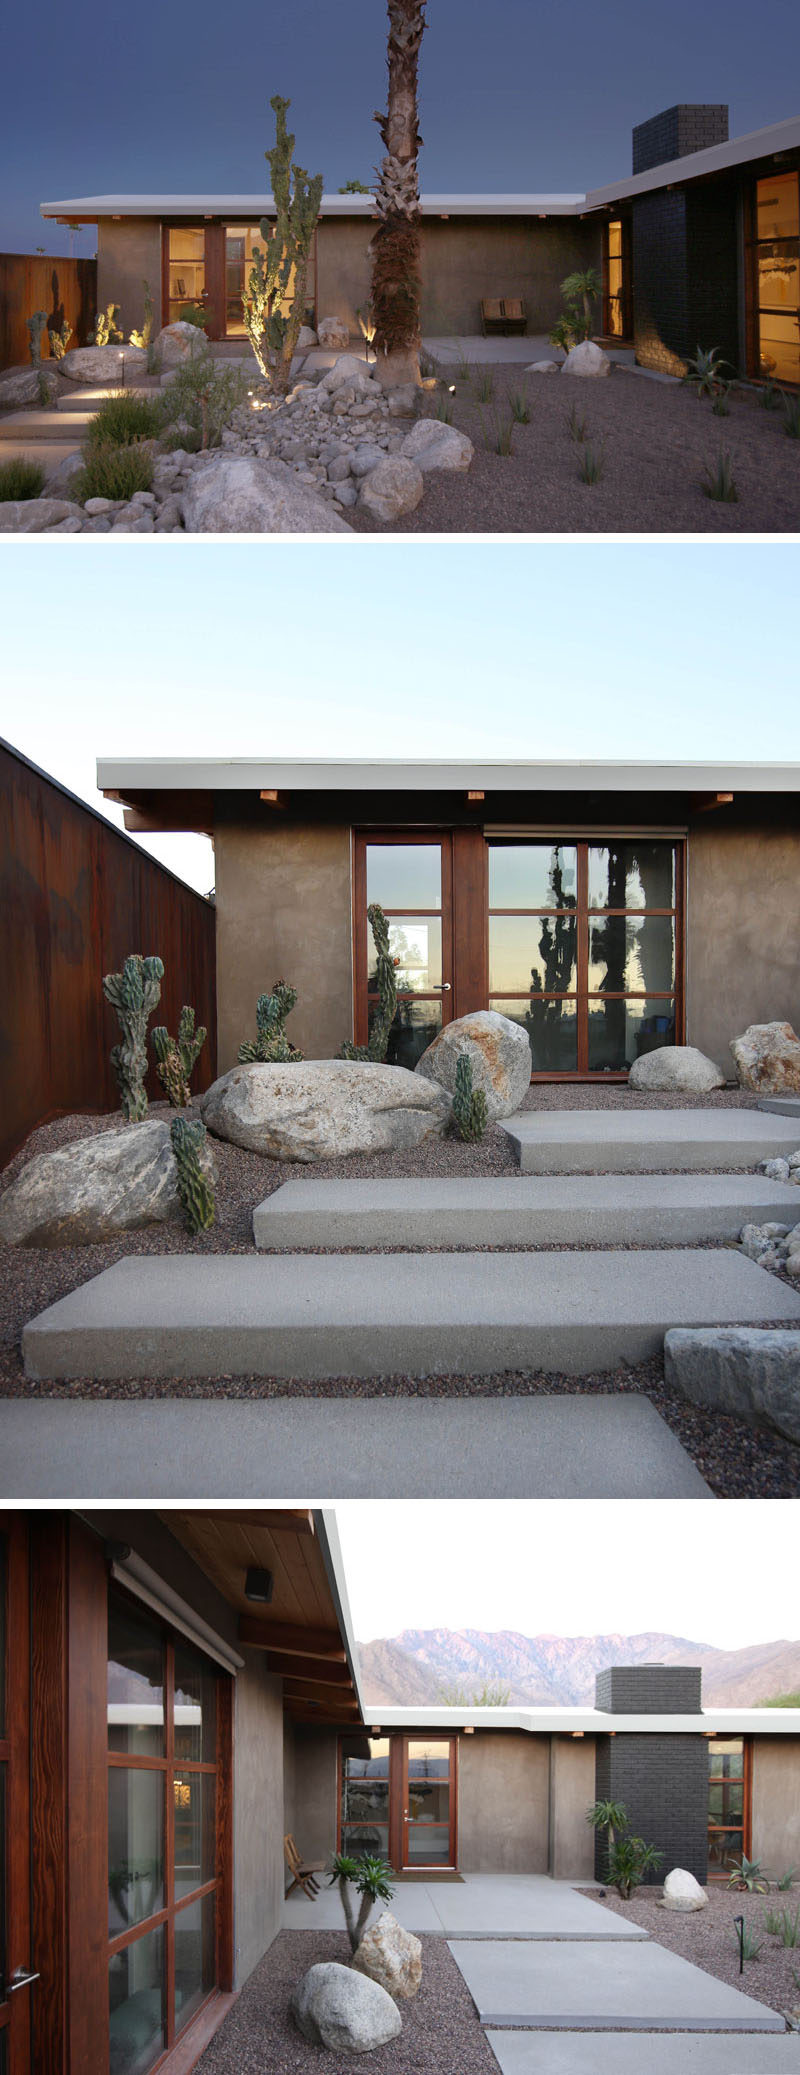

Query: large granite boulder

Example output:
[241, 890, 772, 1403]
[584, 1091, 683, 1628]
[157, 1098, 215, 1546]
[201, 1061, 451, 1162]
[400, 419, 474, 472]
[59, 344, 147, 383]
[0, 499, 80, 534]
[292, 1962, 401, 2053]
[628, 1045, 726, 1094]
[317, 316, 351, 350]
[561, 340, 611, 377]
[730, 1022, 800, 1095]
[352, 1912, 422, 2002]
[0, 1120, 216, 1247]
[357, 455, 424, 521]
[664, 1328, 800, 1447]
[0, 365, 60, 408]
[415, 1011, 532, 1120]
[179, 453, 351, 533]
[660, 1868, 708, 1913]
[321, 355, 375, 394]
[154, 321, 209, 366]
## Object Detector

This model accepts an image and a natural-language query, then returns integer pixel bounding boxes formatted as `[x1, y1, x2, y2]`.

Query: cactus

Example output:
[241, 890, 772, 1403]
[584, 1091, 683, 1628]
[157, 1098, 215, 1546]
[170, 1117, 215, 1233]
[238, 980, 303, 1063]
[242, 96, 323, 391]
[151, 1006, 207, 1107]
[340, 904, 399, 1062]
[102, 954, 164, 1120]
[451, 1054, 488, 1142]
[47, 317, 73, 359]
[88, 303, 123, 346]
[129, 280, 154, 351]
[26, 312, 48, 366]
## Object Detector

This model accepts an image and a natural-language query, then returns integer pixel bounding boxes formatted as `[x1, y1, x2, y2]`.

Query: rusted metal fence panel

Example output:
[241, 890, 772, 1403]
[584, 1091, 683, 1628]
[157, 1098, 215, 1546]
[0, 254, 97, 372]
[0, 740, 217, 1168]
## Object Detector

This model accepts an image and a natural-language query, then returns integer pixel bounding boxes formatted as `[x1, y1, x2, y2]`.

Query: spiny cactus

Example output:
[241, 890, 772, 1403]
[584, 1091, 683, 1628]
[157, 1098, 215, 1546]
[129, 280, 154, 351]
[340, 904, 399, 1062]
[170, 1117, 215, 1233]
[242, 95, 323, 391]
[151, 1006, 207, 1107]
[238, 980, 303, 1063]
[103, 954, 164, 1121]
[26, 312, 47, 366]
[88, 303, 123, 346]
[451, 1054, 488, 1142]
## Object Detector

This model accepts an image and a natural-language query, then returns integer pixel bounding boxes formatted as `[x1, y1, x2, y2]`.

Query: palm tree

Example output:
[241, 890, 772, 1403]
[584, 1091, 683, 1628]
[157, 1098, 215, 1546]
[370, 0, 427, 388]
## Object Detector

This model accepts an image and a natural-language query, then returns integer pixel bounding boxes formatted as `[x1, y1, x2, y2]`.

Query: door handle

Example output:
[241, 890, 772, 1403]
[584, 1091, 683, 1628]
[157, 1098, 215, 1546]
[432, 984, 451, 992]
[9, 1967, 40, 1993]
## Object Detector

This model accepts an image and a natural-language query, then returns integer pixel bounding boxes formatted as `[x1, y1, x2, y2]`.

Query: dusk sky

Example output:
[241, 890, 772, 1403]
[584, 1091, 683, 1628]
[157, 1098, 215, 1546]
[3, 0, 800, 251]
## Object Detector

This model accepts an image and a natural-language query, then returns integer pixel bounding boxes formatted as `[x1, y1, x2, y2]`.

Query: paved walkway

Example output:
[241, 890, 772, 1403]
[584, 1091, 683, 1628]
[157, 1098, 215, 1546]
[487, 2037, 800, 2073]
[283, 1874, 646, 1940]
[451, 1936, 783, 2031]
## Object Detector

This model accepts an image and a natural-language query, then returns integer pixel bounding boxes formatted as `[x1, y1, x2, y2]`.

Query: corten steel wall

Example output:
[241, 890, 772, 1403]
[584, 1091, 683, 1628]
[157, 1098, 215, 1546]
[548, 1736, 596, 1879]
[0, 742, 216, 1167]
[0, 253, 97, 371]
[751, 1738, 800, 1873]
[686, 811, 800, 1075]
[214, 815, 353, 1071]
[458, 1731, 550, 1873]
[97, 220, 163, 337]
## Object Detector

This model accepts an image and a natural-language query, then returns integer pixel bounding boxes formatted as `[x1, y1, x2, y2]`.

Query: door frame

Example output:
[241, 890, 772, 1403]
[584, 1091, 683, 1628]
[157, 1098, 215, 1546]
[0, 1517, 32, 2075]
[338, 1732, 458, 1873]
[352, 830, 455, 1055]
[399, 1735, 458, 1871]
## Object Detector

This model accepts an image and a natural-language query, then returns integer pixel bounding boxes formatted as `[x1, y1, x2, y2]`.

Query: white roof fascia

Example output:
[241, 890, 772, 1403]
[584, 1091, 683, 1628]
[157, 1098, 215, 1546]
[367, 1704, 800, 1735]
[585, 113, 800, 211]
[316, 1510, 367, 1721]
[41, 191, 585, 221]
[96, 757, 800, 796]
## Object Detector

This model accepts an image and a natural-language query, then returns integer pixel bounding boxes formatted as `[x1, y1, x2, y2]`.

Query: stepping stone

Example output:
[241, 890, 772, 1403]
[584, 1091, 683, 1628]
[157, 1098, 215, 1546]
[485, 2033, 800, 2072]
[253, 1175, 800, 1250]
[501, 1110, 800, 1175]
[0, 408, 93, 443]
[759, 1097, 800, 1120]
[418, 1880, 648, 1940]
[22, 1248, 800, 1382]
[449, 1939, 785, 2030]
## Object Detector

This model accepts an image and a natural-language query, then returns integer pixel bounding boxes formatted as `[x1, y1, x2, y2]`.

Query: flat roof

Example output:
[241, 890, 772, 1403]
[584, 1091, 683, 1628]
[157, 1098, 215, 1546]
[585, 113, 800, 210]
[369, 1704, 800, 1735]
[97, 756, 800, 796]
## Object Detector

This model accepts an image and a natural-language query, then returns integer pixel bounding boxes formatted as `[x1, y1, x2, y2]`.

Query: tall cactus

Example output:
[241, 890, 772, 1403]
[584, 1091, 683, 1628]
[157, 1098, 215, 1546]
[170, 1117, 215, 1233]
[340, 903, 399, 1062]
[238, 980, 303, 1063]
[451, 1054, 488, 1142]
[103, 955, 164, 1121]
[243, 96, 323, 391]
[152, 1006, 207, 1108]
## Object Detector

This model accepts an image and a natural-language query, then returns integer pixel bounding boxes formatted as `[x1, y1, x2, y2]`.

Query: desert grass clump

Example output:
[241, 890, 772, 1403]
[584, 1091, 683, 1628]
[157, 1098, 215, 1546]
[577, 440, 605, 484]
[0, 456, 45, 501]
[509, 389, 531, 424]
[492, 411, 514, 455]
[736, 1922, 763, 1963]
[781, 393, 800, 439]
[565, 402, 588, 442]
[74, 442, 154, 506]
[85, 390, 162, 449]
[474, 370, 495, 405]
[758, 377, 782, 411]
[701, 448, 738, 503]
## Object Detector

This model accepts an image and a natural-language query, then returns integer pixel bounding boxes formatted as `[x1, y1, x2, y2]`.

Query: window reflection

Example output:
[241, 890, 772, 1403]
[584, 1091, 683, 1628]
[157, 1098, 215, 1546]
[588, 843, 674, 911]
[109, 1925, 165, 2075]
[489, 914, 577, 995]
[489, 844, 576, 910]
[372, 999, 442, 1069]
[755, 172, 800, 382]
[108, 1604, 164, 1757]
[589, 915, 675, 995]
[588, 997, 675, 1071]
[108, 1770, 164, 1936]
[366, 845, 441, 910]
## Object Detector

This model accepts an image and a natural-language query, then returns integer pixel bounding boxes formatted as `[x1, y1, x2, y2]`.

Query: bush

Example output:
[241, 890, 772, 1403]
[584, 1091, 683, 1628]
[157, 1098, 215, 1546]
[0, 456, 45, 502]
[85, 391, 162, 449]
[178, 301, 209, 329]
[74, 441, 154, 505]
[158, 353, 249, 450]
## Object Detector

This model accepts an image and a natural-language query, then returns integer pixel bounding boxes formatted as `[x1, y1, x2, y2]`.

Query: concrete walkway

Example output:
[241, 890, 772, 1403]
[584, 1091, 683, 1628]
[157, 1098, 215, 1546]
[501, 1109, 800, 1174]
[450, 1937, 784, 2031]
[283, 1875, 647, 1940]
[486, 2036, 800, 2074]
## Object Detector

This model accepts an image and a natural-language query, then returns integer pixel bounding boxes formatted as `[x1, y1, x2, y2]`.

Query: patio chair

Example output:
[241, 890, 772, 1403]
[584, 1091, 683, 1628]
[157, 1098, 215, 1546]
[284, 1833, 326, 1899]
[480, 297, 527, 336]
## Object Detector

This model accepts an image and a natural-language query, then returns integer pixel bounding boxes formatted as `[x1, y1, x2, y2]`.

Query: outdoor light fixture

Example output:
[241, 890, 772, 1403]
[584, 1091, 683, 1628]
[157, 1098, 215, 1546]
[244, 1566, 274, 1603]
[448, 383, 456, 394]
[463, 1725, 475, 1735]
[467, 790, 485, 800]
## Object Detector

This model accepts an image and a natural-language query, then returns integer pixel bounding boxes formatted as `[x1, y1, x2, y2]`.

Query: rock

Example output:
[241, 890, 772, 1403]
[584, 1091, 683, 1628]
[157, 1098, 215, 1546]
[60, 344, 147, 383]
[740, 1220, 791, 1261]
[660, 1869, 708, 1913]
[350, 443, 385, 478]
[352, 1913, 422, 2002]
[401, 418, 473, 473]
[526, 360, 561, 374]
[415, 1009, 532, 1121]
[0, 366, 55, 408]
[291, 1961, 401, 2053]
[296, 325, 318, 349]
[179, 453, 351, 533]
[731, 1022, 800, 1095]
[561, 340, 612, 377]
[201, 1060, 450, 1163]
[386, 384, 419, 416]
[358, 455, 424, 521]
[334, 483, 358, 507]
[322, 355, 374, 393]
[44, 451, 84, 495]
[0, 498, 81, 533]
[317, 316, 351, 350]
[327, 454, 353, 484]
[0, 1121, 216, 1248]
[664, 1328, 800, 1447]
[154, 321, 209, 367]
[628, 1045, 726, 1094]
[84, 496, 112, 515]
[757, 1158, 792, 1182]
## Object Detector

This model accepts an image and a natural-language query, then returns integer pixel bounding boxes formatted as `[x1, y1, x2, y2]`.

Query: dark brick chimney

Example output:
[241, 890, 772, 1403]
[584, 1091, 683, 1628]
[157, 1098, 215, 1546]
[633, 105, 729, 175]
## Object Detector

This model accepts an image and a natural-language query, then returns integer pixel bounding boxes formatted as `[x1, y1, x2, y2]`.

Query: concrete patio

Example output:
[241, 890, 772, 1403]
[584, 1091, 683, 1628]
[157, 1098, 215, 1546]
[283, 1873, 647, 1940]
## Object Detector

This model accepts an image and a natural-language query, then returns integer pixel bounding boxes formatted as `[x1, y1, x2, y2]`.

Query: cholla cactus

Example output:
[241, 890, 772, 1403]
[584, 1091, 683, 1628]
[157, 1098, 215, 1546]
[340, 904, 399, 1062]
[46, 317, 73, 359]
[88, 303, 123, 346]
[151, 1006, 207, 1108]
[242, 95, 323, 390]
[129, 280, 154, 351]
[238, 980, 303, 1063]
[102, 954, 164, 1121]
[451, 1054, 488, 1142]
[170, 1117, 215, 1233]
[26, 312, 48, 366]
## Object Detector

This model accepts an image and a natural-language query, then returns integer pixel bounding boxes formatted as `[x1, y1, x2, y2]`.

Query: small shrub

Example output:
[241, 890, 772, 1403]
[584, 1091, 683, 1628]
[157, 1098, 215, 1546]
[327, 1853, 395, 1954]
[85, 390, 162, 449]
[509, 389, 531, 423]
[436, 394, 454, 423]
[758, 377, 782, 411]
[701, 449, 738, 503]
[178, 301, 209, 330]
[683, 345, 732, 399]
[474, 370, 494, 404]
[782, 394, 800, 439]
[577, 440, 605, 484]
[74, 441, 154, 506]
[0, 456, 45, 502]
[159, 354, 249, 451]
[736, 1922, 763, 1962]
[565, 402, 588, 442]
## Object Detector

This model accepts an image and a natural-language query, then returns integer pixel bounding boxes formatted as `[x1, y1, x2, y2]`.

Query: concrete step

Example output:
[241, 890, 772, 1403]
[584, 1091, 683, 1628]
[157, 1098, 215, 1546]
[450, 1938, 785, 2031]
[485, 2036, 800, 2074]
[759, 1096, 800, 1120]
[22, 1248, 800, 1383]
[501, 1109, 800, 1175]
[253, 1174, 800, 1250]
[0, 408, 92, 443]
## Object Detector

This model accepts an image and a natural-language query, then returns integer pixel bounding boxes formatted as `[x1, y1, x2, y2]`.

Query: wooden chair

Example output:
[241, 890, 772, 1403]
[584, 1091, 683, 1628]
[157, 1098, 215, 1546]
[284, 1833, 326, 1899]
[480, 297, 527, 336]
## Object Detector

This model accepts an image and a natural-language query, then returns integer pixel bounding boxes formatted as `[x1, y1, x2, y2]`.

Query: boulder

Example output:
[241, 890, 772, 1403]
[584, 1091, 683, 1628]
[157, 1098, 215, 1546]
[664, 1328, 800, 1447]
[357, 455, 424, 521]
[352, 1912, 422, 2002]
[201, 1061, 451, 1162]
[0, 1121, 216, 1248]
[179, 453, 351, 533]
[44, 450, 84, 495]
[628, 1045, 726, 1094]
[317, 316, 351, 350]
[401, 418, 474, 472]
[561, 340, 611, 377]
[415, 1010, 532, 1121]
[321, 355, 375, 393]
[660, 1869, 707, 1913]
[59, 344, 147, 383]
[526, 360, 561, 374]
[0, 365, 59, 408]
[154, 321, 209, 366]
[730, 1022, 800, 1095]
[0, 498, 82, 534]
[296, 325, 318, 350]
[291, 1961, 401, 2053]
[349, 443, 385, 478]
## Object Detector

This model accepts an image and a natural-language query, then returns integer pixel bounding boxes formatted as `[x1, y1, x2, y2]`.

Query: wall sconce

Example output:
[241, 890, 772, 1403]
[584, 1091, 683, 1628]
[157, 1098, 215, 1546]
[174, 1780, 192, 1808]
[245, 1567, 274, 1602]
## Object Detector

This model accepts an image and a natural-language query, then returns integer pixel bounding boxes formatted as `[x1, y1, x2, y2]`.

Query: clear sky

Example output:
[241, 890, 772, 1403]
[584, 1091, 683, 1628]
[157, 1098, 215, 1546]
[334, 1501, 800, 1652]
[2, 0, 799, 250]
[1, 538, 798, 893]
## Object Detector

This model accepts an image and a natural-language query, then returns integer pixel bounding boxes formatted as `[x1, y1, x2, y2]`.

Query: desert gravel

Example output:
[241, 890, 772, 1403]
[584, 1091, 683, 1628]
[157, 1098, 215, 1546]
[581, 1884, 800, 2019]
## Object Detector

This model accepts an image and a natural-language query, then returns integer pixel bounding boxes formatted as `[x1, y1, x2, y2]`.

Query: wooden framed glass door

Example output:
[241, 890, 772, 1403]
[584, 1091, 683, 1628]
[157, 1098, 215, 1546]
[0, 1520, 33, 2075]
[401, 1738, 456, 1869]
[339, 1733, 457, 1871]
[353, 836, 454, 1068]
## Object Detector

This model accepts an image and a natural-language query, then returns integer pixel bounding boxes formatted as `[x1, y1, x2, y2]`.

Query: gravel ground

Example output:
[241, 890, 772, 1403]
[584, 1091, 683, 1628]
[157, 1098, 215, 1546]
[2, 1096, 799, 1497]
[348, 364, 800, 533]
[580, 1885, 800, 2019]
[194, 1930, 498, 2075]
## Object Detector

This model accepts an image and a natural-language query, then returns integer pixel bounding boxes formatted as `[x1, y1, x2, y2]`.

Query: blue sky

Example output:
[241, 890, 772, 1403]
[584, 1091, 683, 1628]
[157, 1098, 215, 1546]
[2, 0, 799, 250]
[1, 539, 798, 893]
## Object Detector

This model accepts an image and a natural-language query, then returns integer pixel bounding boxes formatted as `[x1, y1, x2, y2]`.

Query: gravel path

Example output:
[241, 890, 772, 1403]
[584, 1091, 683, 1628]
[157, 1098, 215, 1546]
[194, 1930, 498, 2075]
[580, 1885, 800, 2018]
[348, 364, 800, 533]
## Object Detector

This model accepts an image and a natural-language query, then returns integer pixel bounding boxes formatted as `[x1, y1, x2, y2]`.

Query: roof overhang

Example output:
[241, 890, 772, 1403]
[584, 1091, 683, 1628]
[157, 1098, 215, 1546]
[98, 757, 800, 797]
[368, 1704, 800, 1735]
[40, 191, 585, 223]
[584, 113, 800, 211]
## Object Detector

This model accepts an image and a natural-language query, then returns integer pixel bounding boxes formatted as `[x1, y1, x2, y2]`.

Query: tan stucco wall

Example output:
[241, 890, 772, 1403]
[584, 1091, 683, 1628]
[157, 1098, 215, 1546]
[751, 1739, 800, 1877]
[687, 822, 800, 1073]
[458, 1733, 550, 1872]
[316, 216, 602, 335]
[234, 1660, 285, 1986]
[98, 220, 163, 335]
[284, 1724, 339, 1867]
[214, 820, 353, 1071]
[548, 1736, 596, 1879]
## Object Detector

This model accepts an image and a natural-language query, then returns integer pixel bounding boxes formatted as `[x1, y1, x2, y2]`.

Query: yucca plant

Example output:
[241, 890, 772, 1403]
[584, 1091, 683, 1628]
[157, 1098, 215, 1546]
[683, 345, 732, 399]
[701, 449, 738, 503]
[327, 1852, 395, 1953]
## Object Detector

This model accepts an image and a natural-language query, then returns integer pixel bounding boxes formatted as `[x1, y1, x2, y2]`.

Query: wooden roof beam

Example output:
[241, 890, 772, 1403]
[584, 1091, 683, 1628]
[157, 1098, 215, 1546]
[237, 1618, 346, 1659]
[267, 1655, 352, 1688]
[690, 792, 734, 812]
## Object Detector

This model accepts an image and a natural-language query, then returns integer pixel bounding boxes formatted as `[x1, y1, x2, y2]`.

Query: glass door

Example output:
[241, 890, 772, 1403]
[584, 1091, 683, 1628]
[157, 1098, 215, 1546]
[354, 838, 453, 1068]
[166, 228, 207, 327]
[752, 172, 800, 383]
[0, 1520, 33, 2075]
[401, 1739, 456, 1869]
[707, 1738, 750, 1877]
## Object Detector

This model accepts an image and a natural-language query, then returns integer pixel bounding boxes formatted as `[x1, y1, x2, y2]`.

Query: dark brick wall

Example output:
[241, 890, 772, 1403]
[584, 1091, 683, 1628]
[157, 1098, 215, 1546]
[686, 178, 741, 371]
[633, 105, 729, 175]
[596, 1667, 702, 1715]
[594, 1735, 709, 1884]
[632, 178, 742, 375]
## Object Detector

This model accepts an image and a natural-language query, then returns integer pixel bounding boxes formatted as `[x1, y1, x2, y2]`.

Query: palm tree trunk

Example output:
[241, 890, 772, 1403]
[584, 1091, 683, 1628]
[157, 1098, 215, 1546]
[370, 0, 426, 388]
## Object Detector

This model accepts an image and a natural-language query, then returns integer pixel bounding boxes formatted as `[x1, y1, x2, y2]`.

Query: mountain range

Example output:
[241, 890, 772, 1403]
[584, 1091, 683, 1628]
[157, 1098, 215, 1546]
[357, 1629, 800, 1709]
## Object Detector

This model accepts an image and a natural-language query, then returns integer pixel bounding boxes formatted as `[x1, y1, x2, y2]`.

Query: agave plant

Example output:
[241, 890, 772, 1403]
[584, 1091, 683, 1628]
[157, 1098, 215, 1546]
[726, 1854, 769, 1893]
[683, 345, 732, 399]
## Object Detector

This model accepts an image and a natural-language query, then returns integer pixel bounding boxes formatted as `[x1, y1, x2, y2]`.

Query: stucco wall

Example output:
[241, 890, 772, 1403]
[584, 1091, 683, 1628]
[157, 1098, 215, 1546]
[686, 821, 800, 1073]
[98, 220, 163, 336]
[548, 1737, 596, 1879]
[214, 820, 353, 1070]
[234, 1659, 285, 1986]
[316, 216, 601, 335]
[285, 1725, 339, 1867]
[751, 1739, 800, 1876]
[458, 1733, 550, 1872]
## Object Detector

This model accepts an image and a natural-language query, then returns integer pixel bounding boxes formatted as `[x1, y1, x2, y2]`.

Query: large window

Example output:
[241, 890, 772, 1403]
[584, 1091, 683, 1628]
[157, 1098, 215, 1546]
[166, 229, 206, 328]
[708, 1738, 750, 1876]
[224, 223, 317, 337]
[107, 1594, 221, 2075]
[753, 172, 800, 384]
